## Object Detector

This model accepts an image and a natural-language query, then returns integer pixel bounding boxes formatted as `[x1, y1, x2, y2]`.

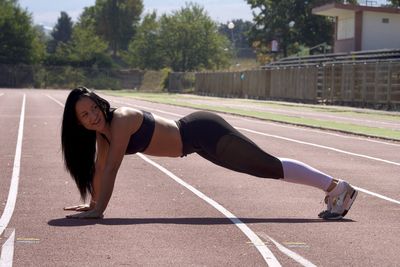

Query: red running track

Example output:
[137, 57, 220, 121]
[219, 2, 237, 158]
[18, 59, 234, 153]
[1, 89, 399, 266]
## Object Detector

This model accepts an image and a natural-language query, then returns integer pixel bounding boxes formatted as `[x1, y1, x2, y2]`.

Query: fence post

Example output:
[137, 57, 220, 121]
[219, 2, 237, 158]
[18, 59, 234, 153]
[387, 61, 392, 106]
[374, 62, 379, 103]
[362, 63, 367, 106]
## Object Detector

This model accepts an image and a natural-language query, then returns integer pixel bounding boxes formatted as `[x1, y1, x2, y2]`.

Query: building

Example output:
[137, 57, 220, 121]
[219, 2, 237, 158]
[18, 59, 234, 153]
[312, 3, 400, 53]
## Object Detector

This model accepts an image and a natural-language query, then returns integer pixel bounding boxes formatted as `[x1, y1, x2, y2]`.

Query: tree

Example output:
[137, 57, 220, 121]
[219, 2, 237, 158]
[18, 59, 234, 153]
[0, 0, 45, 64]
[46, 23, 111, 68]
[385, 0, 400, 7]
[48, 11, 73, 53]
[158, 3, 230, 71]
[218, 19, 254, 58]
[246, 0, 358, 57]
[83, 0, 143, 57]
[126, 12, 164, 69]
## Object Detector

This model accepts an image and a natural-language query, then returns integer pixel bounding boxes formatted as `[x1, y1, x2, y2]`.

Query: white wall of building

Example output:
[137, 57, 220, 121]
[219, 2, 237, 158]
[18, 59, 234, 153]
[362, 11, 400, 50]
[337, 16, 355, 40]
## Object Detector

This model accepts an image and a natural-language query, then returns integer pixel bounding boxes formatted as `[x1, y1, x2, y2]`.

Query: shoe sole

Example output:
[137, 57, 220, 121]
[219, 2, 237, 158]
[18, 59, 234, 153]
[320, 186, 358, 220]
[341, 188, 358, 217]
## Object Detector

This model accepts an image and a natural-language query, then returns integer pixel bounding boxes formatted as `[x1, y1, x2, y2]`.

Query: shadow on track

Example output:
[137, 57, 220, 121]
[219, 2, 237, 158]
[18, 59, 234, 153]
[48, 217, 355, 227]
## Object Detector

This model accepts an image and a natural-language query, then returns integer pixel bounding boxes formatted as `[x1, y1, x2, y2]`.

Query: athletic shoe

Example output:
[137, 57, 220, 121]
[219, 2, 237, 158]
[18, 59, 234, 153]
[318, 180, 358, 220]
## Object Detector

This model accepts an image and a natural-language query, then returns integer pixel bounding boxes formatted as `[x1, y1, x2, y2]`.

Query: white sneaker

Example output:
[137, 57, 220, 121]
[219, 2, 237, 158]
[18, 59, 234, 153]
[318, 180, 358, 220]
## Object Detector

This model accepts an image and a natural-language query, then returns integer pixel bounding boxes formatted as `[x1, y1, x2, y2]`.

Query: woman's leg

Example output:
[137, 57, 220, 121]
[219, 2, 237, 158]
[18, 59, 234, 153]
[179, 111, 333, 190]
[178, 111, 357, 219]
[278, 158, 333, 191]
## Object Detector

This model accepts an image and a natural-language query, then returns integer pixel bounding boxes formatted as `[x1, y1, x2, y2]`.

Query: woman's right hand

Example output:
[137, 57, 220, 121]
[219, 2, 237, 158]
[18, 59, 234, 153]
[63, 204, 92, 211]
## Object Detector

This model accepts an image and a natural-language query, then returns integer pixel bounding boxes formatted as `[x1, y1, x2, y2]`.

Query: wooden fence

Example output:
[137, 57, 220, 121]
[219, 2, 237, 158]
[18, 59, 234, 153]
[194, 61, 400, 109]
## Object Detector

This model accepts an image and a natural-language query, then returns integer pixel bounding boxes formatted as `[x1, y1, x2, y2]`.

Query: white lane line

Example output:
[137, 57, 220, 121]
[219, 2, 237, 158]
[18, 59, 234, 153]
[236, 127, 400, 167]
[0, 229, 15, 267]
[240, 117, 400, 148]
[45, 94, 64, 107]
[138, 154, 282, 267]
[0, 93, 4, 97]
[0, 95, 25, 236]
[257, 232, 317, 267]
[353, 186, 400, 205]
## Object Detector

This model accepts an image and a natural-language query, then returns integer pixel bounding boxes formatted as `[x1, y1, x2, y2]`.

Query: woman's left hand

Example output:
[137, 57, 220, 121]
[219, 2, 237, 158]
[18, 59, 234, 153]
[66, 209, 104, 219]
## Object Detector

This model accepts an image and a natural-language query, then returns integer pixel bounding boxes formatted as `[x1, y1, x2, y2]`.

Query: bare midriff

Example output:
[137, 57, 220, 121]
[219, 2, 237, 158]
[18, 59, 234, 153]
[143, 113, 183, 157]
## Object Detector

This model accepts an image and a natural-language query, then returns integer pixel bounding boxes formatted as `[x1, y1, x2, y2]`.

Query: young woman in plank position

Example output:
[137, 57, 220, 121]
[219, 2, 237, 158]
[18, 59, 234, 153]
[62, 87, 357, 220]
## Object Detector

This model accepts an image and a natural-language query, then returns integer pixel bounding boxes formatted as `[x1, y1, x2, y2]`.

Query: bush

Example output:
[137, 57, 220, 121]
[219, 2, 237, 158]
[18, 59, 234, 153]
[160, 67, 172, 90]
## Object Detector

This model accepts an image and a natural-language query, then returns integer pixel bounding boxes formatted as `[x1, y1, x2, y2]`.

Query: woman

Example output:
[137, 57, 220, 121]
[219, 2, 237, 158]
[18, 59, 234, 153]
[62, 87, 357, 220]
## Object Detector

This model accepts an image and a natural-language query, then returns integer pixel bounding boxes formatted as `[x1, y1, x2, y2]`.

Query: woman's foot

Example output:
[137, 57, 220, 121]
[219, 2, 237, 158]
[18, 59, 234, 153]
[319, 180, 358, 220]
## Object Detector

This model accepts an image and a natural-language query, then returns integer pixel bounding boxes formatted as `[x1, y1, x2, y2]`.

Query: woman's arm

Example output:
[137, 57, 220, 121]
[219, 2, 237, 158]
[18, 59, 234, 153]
[64, 133, 108, 211]
[67, 109, 138, 219]
[91, 133, 109, 203]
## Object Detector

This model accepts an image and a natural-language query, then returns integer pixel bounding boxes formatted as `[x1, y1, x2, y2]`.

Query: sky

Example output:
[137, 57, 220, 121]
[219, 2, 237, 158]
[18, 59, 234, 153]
[18, 0, 255, 29]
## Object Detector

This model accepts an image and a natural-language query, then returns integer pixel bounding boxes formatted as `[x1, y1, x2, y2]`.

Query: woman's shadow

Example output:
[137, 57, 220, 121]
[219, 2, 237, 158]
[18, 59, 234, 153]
[48, 217, 354, 227]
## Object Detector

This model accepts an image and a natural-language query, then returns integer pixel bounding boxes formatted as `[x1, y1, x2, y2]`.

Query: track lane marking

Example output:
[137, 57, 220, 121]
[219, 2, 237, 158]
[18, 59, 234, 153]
[353, 186, 400, 205]
[236, 127, 400, 167]
[0, 229, 15, 267]
[137, 154, 282, 267]
[45, 94, 64, 107]
[0, 95, 25, 235]
[0, 95, 25, 267]
[239, 117, 400, 147]
[257, 232, 317, 267]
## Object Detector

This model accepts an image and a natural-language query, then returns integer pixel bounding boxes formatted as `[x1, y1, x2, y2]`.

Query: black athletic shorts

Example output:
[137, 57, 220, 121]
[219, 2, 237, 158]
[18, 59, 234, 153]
[176, 111, 283, 179]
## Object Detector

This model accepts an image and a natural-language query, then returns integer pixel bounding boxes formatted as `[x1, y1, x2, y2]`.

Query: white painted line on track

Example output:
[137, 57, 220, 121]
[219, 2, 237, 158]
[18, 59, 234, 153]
[257, 232, 317, 267]
[45, 94, 64, 107]
[239, 117, 400, 148]
[0, 95, 25, 236]
[236, 127, 400, 167]
[0, 93, 4, 97]
[0, 229, 15, 267]
[353, 186, 400, 205]
[137, 154, 282, 267]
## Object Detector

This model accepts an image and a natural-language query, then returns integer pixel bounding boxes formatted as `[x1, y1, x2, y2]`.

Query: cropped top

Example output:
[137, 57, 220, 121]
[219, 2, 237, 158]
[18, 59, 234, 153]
[101, 110, 155, 154]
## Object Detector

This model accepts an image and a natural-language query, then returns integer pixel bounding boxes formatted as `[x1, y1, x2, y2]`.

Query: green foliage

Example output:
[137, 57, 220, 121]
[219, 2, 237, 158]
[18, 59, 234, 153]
[45, 24, 112, 68]
[126, 3, 231, 71]
[160, 67, 172, 89]
[84, 0, 143, 56]
[218, 19, 253, 50]
[126, 12, 164, 69]
[68, 26, 110, 67]
[0, 0, 45, 64]
[48, 12, 73, 53]
[386, 0, 400, 7]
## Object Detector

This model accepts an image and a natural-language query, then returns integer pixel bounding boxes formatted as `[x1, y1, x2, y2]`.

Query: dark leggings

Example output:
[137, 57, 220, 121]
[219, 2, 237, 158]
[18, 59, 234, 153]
[176, 111, 284, 179]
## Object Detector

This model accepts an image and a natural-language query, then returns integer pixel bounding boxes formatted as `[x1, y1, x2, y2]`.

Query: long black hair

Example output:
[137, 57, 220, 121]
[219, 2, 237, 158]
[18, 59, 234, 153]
[61, 87, 113, 200]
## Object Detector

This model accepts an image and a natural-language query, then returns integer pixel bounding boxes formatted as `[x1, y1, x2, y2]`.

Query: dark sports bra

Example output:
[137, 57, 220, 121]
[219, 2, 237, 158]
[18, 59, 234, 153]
[101, 110, 155, 154]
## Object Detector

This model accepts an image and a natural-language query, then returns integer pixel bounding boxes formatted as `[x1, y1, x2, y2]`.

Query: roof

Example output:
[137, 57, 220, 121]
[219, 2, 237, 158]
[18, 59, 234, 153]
[312, 3, 400, 17]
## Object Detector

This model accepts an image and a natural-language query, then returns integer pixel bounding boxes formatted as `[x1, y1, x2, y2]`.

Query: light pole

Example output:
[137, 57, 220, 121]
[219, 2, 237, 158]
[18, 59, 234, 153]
[228, 21, 235, 42]
[228, 21, 235, 67]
